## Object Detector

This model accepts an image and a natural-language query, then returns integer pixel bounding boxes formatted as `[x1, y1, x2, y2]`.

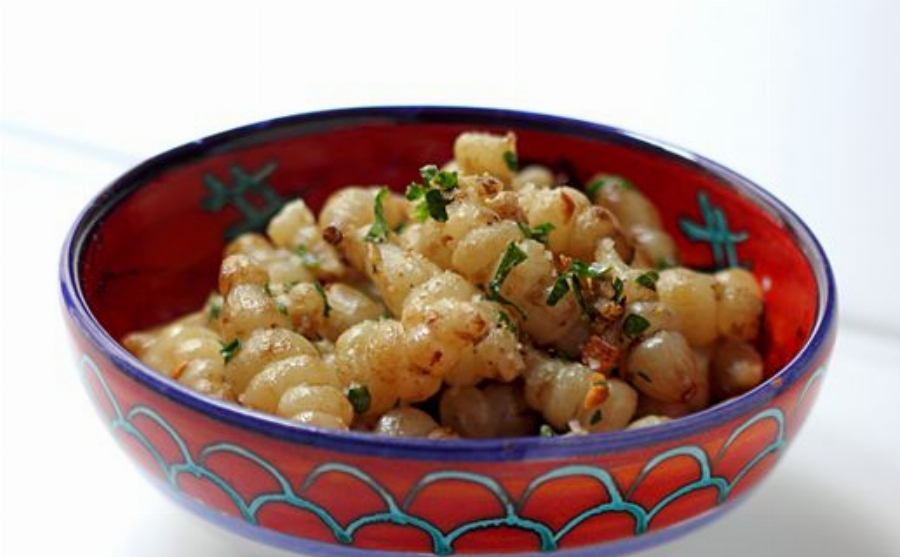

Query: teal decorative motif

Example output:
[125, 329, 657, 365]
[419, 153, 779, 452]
[679, 192, 749, 269]
[81, 354, 794, 555]
[201, 162, 285, 240]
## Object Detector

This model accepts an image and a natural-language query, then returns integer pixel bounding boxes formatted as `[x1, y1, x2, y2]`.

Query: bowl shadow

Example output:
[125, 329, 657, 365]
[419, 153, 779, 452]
[635, 468, 896, 557]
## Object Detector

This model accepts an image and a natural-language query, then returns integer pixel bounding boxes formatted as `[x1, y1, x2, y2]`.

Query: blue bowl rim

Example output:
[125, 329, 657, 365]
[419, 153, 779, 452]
[60, 105, 837, 462]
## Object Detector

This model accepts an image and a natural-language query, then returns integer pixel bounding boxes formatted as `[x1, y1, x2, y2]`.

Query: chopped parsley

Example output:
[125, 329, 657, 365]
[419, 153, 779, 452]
[277, 301, 289, 316]
[487, 242, 528, 318]
[622, 313, 650, 338]
[393, 221, 407, 234]
[611, 276, 625, 303]
[207, 295, 223, 320]
[547, 260, 610, 316]
[497, 310, 518, 333]
[364, 188, 391, 243]
[293, 244, 320, 269]
[422, 189, 451, 222]
[655, 257, 676, 271]
[635, 270, 660, 291]
[406, 165, 458, 222]
[313, 279, 331, 317]
[423, 165, 459, 189]
[539, 424, 556, 437]
[503, 150, 518, 171]
[419, 164, 438, 184]
[517, 222, 555, 245]
[584, 175, 634, 202]
[220, 338, 241, 363]
[347, 385, 371, 414]
[590, 410, 604, 425]
[263, 282, 273, 297]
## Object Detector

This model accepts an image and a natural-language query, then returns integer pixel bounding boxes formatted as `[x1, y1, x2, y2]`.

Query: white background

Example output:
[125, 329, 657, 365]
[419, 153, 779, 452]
[2, 1, 899, 556]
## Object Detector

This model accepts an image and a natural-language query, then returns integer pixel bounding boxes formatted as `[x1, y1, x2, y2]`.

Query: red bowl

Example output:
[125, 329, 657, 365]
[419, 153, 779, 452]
[60, 107, 836, 556]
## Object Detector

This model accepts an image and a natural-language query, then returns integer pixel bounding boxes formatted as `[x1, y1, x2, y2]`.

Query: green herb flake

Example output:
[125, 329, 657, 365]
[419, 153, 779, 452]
[220, 338, 241, 363]
[412, 199, 431, 222]
[405, 182, 428, 201]
[293, 244, 321, 269]
[590, 410, 604, 425]
[487, 242, 529, 318]
[635, 270, 660, 291]
[263, 282, 273, 297]
[636, 371, 653, 383]
[622, 313, 651, 337]
[655, 257, 676, 271]
[546, 275, 572, 307]
[277, 301, 289, 316]
[503, 150, 518, 171]
[585, 180, 604, 202]
[517, 221, 555, 245]
[419, 164, 459, 190]
[423, 189, 450, 222]
[612, 276, 625, 303]
[407, 164, 458, 222]
[419, 164, 439, 184]
[364, 188, 391, 244]
[433, 169, 459, 190]
[546, 260, 610, 313]
[207, 295, 223, 320]
[408, 183, 452, 222]
[347, 385, 371, 414]
[497, 310, 518, 334]
[570, 277, 593, 318]
[539, 424, 556, 437]
[393, 221, 407, 234]
[584, 175, 634, 202]
[571, 260, 610, 280]
[313, 279, 331, 317]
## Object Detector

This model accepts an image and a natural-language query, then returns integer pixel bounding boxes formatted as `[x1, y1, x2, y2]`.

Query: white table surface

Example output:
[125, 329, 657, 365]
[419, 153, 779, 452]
[2, 2, 899, 556]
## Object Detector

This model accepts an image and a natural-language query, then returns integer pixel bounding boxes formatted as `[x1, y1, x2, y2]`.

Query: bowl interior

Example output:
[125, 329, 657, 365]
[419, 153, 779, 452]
[75, 108, 818, 379]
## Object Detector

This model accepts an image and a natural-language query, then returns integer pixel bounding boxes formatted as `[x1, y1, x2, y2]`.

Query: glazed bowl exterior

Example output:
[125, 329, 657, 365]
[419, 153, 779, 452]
[60, 107, 836, 556]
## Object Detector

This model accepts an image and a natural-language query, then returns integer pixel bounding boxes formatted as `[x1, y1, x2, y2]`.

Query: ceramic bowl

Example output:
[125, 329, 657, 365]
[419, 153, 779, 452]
[60, 107, 836, 556]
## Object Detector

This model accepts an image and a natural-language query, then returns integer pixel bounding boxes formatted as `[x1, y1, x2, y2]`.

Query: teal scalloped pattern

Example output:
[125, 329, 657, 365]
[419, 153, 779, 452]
[81, 355, 820, 555]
